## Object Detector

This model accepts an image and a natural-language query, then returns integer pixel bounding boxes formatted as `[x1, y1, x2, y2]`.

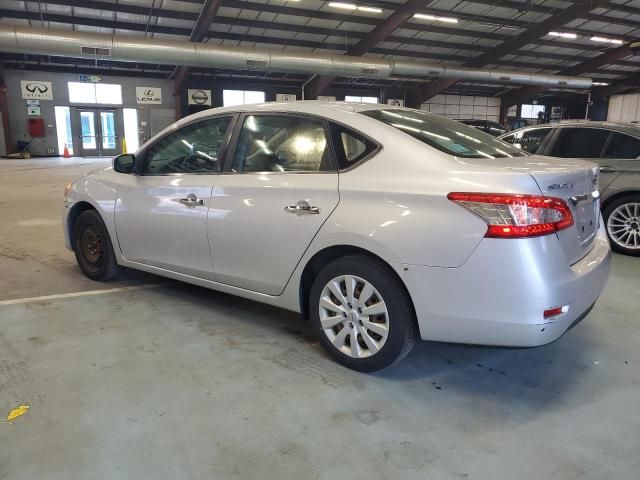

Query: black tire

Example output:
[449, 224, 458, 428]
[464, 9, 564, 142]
[72, 209, 122, 281]
[309, 255, 418, 372]
[603, 194, 640, 256]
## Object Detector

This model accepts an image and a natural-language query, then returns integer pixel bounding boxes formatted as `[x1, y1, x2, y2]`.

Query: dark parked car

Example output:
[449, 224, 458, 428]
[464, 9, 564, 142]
[499, 121, 640, 256]
[456, 119, 507, 137]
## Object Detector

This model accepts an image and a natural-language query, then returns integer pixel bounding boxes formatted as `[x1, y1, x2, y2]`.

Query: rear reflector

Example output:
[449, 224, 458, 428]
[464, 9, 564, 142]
[543, 305, 569, 319]
[447, 192, 574, 238]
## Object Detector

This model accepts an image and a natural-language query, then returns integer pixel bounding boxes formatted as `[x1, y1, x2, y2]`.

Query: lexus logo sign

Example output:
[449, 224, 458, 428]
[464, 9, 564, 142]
[21, 80, 53, 100]
[188, 89, 212, 106]
[136, 86, 163, 104]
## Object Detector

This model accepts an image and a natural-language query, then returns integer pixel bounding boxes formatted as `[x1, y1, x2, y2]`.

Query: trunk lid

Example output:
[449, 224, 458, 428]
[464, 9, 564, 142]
[502, 156, 600, 265]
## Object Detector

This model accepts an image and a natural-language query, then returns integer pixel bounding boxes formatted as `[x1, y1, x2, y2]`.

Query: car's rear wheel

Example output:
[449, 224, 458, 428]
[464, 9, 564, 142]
[73, 210, 121, 280]
[603, 194, 640, 256]
[309, 255, 418, 372]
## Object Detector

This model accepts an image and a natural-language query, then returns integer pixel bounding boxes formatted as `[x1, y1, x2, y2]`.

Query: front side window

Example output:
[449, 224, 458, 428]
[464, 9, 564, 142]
[142, 116, 232, 175]
[602, 132, 640, 159]
[363, 109, 526, 158]
[233, 115, 333, 172]
[549, 128, 611, 158]
[503, 127, 552, 154]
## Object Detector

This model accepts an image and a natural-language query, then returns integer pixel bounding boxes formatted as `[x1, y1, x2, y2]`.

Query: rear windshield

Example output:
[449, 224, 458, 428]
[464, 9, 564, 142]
[362, 109, 526, 159]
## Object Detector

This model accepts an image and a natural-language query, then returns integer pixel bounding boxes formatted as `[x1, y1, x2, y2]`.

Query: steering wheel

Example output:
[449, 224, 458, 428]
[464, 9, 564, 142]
[180, 153, 217, 172]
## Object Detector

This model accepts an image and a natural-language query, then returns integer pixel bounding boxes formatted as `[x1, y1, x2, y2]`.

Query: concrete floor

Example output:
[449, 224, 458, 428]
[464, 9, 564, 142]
[1, 157, 639, 479]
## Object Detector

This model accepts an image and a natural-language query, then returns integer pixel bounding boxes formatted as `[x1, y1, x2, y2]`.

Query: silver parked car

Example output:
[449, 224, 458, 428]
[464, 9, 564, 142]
[63, 103, 611, 371]
[499, 121, 640, 256]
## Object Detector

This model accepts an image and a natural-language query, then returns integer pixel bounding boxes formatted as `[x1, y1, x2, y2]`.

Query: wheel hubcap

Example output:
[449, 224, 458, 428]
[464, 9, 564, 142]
[319, 275, 389, 359]
[607, 203, 640, 250]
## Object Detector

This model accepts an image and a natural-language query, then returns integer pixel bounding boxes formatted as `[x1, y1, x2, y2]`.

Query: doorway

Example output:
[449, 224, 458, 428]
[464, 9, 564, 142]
[73, 108, 122, 156]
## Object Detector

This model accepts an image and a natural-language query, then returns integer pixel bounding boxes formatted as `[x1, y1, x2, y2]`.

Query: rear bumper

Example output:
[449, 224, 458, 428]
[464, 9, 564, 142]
[401, 222, 611, 347]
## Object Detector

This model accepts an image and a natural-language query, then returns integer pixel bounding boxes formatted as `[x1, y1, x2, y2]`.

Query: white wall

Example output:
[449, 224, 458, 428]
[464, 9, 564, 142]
[420, 95, 501, 121]
[607, 94, 640, 123]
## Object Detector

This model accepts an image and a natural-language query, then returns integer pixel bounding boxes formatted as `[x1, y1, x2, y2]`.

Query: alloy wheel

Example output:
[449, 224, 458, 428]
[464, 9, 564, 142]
[318, 275, 389, 358]
[607, 202, 640, 250]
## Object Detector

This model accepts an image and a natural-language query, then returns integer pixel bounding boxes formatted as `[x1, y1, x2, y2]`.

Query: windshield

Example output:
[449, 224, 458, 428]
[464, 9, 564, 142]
[362, 109, 527, 158]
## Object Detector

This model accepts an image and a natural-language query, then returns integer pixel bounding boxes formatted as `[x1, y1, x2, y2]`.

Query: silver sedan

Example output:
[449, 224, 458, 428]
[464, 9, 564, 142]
[63, 102, 611, 371]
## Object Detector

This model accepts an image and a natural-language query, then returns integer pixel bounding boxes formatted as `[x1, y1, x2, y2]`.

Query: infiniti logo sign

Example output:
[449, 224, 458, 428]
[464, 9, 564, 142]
[25, 82, 49, 94]
[21, 80, 53, 100]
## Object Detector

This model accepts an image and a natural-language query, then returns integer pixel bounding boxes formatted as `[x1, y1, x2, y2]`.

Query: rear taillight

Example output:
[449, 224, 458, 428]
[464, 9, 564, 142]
[447, 192, 574, 238]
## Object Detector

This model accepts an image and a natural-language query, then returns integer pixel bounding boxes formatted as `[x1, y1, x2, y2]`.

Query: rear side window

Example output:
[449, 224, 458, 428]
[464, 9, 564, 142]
[232, 115, 333, 172]
[549, 128, 611, 158]
[504, 127, 552, 154]
[363, 109, 526, 158]
[603, 132, 640, 159]
[330, 123, 378, 169]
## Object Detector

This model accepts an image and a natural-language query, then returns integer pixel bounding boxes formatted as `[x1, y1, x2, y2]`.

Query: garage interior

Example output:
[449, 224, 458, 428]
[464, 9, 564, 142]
[1, 0, 640, 478]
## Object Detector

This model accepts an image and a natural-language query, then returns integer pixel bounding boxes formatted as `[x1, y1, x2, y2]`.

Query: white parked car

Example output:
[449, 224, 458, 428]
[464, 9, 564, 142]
[63, 102, 611, 371]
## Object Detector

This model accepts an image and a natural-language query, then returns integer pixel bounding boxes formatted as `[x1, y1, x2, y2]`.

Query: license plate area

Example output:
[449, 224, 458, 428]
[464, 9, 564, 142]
[573, 196, 599, 246]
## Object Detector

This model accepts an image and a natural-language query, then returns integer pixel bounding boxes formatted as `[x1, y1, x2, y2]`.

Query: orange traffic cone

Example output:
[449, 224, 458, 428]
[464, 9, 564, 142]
[63, 143, 71, 158]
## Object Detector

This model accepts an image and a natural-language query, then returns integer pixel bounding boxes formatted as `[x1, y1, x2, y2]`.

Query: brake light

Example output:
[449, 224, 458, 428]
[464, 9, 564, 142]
[447, 192, 573, 238]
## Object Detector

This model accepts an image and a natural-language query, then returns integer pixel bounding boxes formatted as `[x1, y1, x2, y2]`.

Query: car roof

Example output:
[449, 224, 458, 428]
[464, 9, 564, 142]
[169, 101, 426, 133]
[503, 121, 640, 138]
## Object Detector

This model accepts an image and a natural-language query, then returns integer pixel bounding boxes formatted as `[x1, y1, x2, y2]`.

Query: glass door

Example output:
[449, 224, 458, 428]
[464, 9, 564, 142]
[74, 108, 121, 156]
[99, 110, 119, 156]
[79, 110, 98, 155]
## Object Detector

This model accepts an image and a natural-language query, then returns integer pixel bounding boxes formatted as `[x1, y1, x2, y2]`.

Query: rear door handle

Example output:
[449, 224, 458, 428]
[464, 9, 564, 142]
[175, 193, 205, 207]
[284, 200, 320, 215]
[599, 166, 617, 173]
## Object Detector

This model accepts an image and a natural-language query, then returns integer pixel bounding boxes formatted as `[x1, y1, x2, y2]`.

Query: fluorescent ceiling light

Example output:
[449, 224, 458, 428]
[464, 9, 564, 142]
[548, 31, 577, 39]
[328, 2, 382, 13]
[592, 82, 609, 86]
[329, 2, 357, 10]
[358, 6, 383, 13]
[590, 36, 623, 45]
[413, 13, 458, 23]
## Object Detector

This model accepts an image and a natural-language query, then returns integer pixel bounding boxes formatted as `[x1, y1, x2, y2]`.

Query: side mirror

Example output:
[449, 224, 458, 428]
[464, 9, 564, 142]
[113, 154, 135, 174]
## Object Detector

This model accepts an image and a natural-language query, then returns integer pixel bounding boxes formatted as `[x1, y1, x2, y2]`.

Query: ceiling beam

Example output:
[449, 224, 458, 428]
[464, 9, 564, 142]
[173, 0, 222, 91]
[0, 8, 635, 82]
[306, 0, 434, 97]
[19, 0, 632, 52]
[592, 73, 640, 99]
[501, 43, 640, 111]
[413, 0, 612, 105]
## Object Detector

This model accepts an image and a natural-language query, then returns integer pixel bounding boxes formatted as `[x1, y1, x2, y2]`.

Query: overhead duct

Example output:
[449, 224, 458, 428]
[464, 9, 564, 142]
[0, 25, 593, 89]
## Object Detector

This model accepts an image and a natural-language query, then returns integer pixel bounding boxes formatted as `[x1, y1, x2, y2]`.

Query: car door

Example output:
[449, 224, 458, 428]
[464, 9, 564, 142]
[599, 131, 640, 186]
[208, 112, 340, 295]
[545, 127, 618, 190]
[114, 115, 235, 279]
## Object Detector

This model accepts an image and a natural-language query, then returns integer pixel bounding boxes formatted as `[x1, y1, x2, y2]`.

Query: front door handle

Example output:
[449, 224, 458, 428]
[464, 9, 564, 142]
[599, 165, 618, 173]
[175, 193, 205, 207]
[284, 200, 320, 215]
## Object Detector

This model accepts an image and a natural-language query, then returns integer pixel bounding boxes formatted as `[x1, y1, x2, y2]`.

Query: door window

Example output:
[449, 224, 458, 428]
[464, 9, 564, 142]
[549, 128, 611, 158]
[142, 116, 232, 174]
[233, 115, 333, 172]
[502, 128, 552, 153]
[80, 111, 97, 149]
[100, 112, 116, 149]
[602, 132, 640, 159]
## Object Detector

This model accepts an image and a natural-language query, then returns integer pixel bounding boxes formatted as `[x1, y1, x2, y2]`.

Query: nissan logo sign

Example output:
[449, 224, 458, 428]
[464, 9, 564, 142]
[191, 90, 209, 105]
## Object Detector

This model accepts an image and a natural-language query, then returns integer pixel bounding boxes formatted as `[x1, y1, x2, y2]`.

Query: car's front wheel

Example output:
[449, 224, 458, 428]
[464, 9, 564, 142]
[309, 255, 418, 372]
[603, 194, 640, 256]
[73, 209, 122, 281]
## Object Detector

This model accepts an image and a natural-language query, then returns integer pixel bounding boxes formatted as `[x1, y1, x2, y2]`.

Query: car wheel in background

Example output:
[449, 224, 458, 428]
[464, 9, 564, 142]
[73, 210, 122, 280]
[603, 194, 640, 256]
[309, 255, 418, 372]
